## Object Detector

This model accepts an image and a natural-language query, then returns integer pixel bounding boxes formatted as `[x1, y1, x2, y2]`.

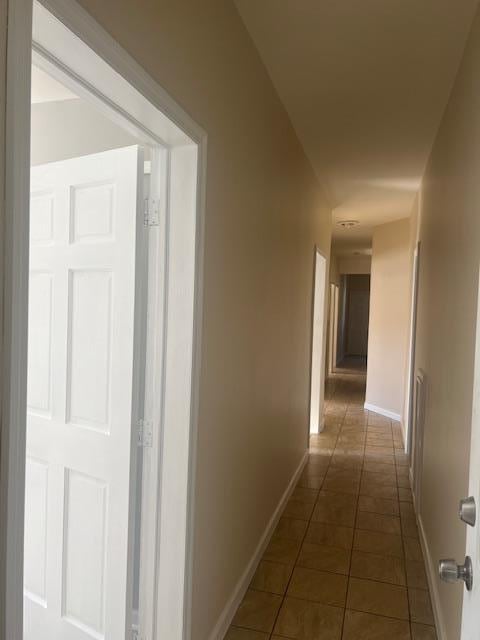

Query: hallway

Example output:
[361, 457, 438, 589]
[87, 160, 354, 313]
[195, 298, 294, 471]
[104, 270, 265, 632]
[227, 371, 437, 640]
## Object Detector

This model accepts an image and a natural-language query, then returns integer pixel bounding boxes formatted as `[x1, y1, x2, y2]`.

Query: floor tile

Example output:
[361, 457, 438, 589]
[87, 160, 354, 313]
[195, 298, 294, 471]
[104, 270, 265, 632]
[360, 481, 398, 500]
[406, 560, 428, 590]
[297, 474, 325, 489]
[400, 502, 416, 518]
[356, 511, 401, 535]
[250, 560, 292, 595]
[342, 610, 411, 640]
[411, 623, 437, 640]
[363, 461, 398, 474]
[263, 537, 301, 566]
[366, 436, 394, 447]
[291, 487, 319, 503]
[273, 517, 308, 542]
[322, 477, 360, 495]
[330, 454, 364, 470]
[353, 529, 404, 558]
[311, 491, 357, 526]
[365, 445, 394, 455]
[403, 537, 423, 562]
[304, 521, 354, 550]
[287, 566, 348, 606]
[358, 495, 399, 516]
[350, 550, 406, 585]
[283, 498, 315, 521]
[401, 516, 419, 538]
[326, 468, 362, 481]
[364, 452, 395, 465]
[395, 452, 409, 466]
[398, 488, 413, 502]
[225, 627, 269, 640]
[362, 471, 397, 486]
[232, 589, 282, 633]
[408, 589, 435, 625]
[297, 541, 350, 574]
[274, 597, 344, 640]
[347, 577, 409, 619]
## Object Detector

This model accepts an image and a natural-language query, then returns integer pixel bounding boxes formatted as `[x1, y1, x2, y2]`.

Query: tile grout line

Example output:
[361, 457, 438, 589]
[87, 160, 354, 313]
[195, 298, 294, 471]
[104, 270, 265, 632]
[340, 397, 367, 639]
[267, 385, 346, 639]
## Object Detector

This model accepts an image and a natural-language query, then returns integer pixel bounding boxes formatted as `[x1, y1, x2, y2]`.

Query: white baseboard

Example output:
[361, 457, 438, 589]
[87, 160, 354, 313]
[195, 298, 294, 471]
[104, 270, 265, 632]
[207, 451, 308, 640]
[417, 514, 447, 640]
[364, 402, 402, 422]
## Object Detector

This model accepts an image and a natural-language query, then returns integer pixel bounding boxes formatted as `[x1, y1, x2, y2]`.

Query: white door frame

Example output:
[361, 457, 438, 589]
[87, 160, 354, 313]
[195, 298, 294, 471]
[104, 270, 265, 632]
[309, 248, 328, 434]
[2, 2, 207, 639]
[406, 242, 421, 455]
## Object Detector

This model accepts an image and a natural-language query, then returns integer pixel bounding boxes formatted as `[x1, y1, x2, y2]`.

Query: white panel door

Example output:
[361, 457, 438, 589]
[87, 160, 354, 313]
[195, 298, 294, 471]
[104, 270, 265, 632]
[24, 146, 143, 640]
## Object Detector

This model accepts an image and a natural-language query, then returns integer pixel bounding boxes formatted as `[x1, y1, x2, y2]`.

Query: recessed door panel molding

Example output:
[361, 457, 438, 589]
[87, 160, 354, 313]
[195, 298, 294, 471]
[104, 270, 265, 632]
[62, 469, 107, 639]
[70, 181, 115, 245]
[66, 269, 113, 432]
[24, 458, 49, 606]
[30, 190, 55, 246]
[27, 271, 54, 417]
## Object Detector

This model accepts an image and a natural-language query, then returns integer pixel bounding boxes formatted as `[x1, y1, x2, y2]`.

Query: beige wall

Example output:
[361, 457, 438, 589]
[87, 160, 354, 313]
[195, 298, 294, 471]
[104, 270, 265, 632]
[414, 7, 480, 637]
[31, 98, 145, 165]
[64, 1, 331, 638]
[329, 253, 340, 285]
[338, 255, 371, 274]
[365, 219, 411, 418]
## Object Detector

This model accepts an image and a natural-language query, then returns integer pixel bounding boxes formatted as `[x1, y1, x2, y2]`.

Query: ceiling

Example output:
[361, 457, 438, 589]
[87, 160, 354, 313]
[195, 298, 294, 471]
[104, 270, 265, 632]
[31, 66, 78, 104]
[235, 0, 478, 253]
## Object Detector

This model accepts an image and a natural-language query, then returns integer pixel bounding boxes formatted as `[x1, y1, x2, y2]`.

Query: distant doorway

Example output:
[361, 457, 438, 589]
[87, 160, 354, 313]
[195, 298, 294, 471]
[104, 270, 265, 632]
[337, 274, 370, 369]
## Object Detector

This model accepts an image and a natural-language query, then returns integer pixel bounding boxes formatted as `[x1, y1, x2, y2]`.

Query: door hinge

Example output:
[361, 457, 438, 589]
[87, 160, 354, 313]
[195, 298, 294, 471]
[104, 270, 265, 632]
[144, 198, 160, 226]
[137, 419, 153, 448]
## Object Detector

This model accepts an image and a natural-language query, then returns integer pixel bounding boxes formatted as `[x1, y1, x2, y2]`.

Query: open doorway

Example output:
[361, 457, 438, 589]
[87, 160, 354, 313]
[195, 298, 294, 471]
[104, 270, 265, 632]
[26, 65, 152, 639]
[327, 283, 339, 375]
[336, 274, 370, 373]
[4, 2, 206, 639]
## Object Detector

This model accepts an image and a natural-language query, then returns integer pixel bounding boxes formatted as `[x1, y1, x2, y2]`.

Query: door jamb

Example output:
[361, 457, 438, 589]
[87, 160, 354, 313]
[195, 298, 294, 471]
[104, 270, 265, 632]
[2, 2, 207, 639]
[308, 247, 328, 435]
[406, 242, 421, 455]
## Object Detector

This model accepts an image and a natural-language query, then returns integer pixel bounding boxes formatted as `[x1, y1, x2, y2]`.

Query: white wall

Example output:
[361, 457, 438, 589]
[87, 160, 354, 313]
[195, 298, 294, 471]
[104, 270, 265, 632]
[31, 97, 145, 165]
[338, 255, 371, 274]
[414, 6, 480, 636]
[365, 219, 411, 419]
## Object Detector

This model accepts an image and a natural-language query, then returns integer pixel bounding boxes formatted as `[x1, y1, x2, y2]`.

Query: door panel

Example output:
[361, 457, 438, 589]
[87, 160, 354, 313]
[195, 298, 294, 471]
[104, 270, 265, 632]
[24, 146, 143, 640]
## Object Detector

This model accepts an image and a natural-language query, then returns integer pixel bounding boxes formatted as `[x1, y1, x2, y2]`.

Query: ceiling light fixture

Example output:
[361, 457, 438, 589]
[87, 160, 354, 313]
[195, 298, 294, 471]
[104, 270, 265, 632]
[336, 220, 360, 229]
